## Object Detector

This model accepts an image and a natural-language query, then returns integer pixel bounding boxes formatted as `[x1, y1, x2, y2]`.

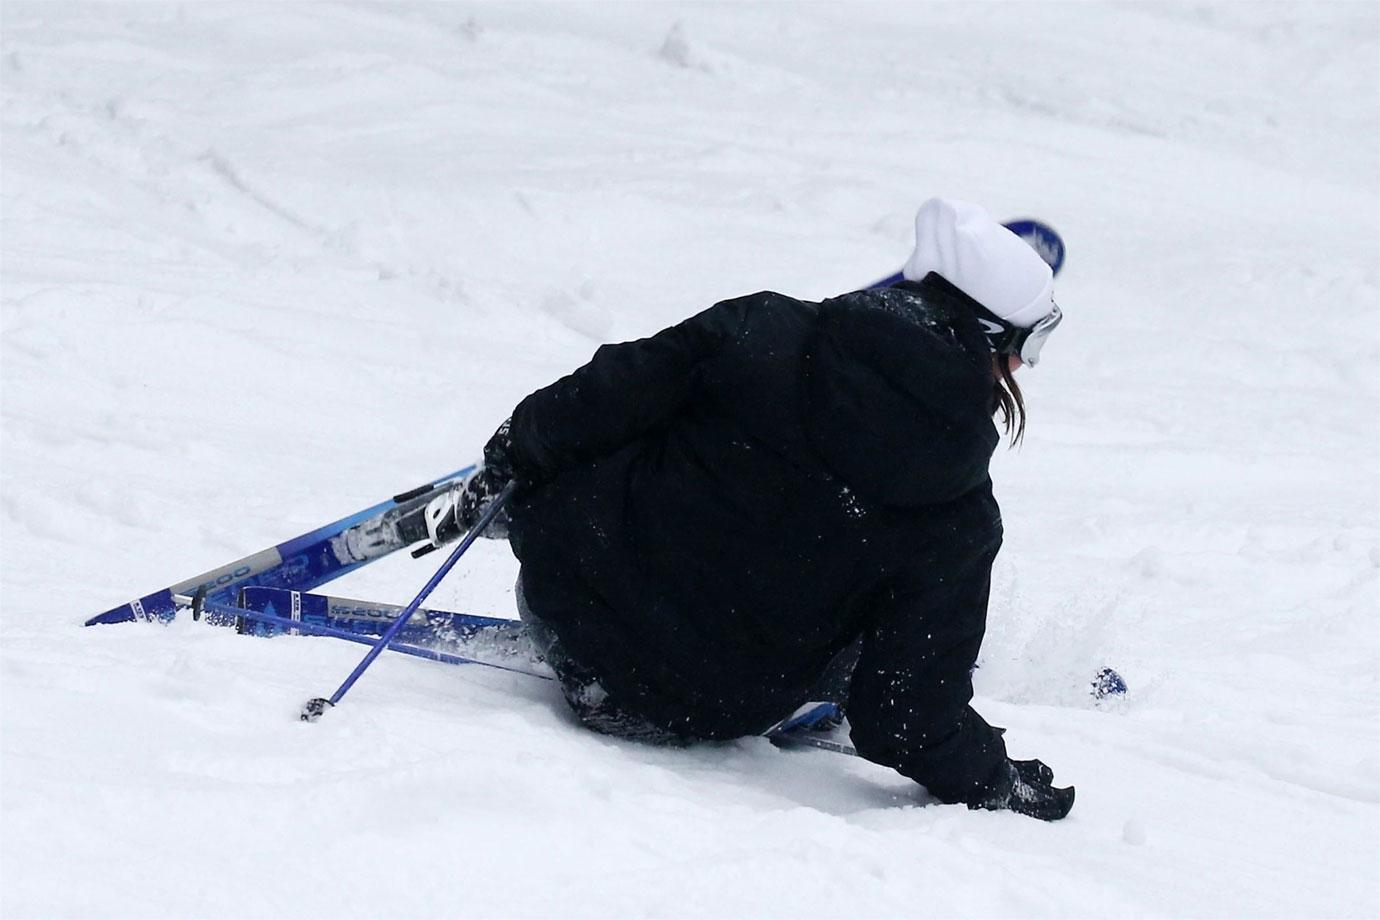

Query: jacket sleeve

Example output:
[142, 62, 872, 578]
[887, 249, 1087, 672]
[846, 536, 1009, 805]
[506, 299, 749, 483]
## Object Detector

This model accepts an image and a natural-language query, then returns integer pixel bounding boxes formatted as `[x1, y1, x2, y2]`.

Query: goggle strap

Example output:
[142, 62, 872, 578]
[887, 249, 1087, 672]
[969, 301, 1029, 357]
[914, 272, 1027, 356]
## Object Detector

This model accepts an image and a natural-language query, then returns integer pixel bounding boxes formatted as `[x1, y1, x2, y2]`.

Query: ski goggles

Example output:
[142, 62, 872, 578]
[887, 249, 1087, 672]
[972, 302, 1063, 367]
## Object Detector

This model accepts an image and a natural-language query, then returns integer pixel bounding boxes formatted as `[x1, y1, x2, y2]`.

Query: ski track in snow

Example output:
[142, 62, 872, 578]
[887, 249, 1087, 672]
[2, 3, 1377, 917]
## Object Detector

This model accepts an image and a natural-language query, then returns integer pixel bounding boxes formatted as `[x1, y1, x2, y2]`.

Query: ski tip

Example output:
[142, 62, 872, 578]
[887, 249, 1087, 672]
[1091, 667, 1127, 699]
[1002, 218, 1066, 277]
[300, 698, 334, 722]
[84, 589, 180, 627]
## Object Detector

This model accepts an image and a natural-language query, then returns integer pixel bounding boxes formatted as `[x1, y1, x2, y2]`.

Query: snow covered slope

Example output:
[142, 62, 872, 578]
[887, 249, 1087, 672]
[3, 3, 1377, 917]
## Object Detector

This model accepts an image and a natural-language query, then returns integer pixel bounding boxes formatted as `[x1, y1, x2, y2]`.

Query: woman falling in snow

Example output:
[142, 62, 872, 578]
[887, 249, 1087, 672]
[420, 198, 1073, 821]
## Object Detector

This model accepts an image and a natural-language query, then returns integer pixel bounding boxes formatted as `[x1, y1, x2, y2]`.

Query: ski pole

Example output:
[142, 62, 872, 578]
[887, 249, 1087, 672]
[300, 481, 516, 721]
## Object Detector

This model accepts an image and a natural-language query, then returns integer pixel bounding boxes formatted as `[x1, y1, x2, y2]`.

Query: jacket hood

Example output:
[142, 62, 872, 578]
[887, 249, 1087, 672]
[802, 278, 999, 507]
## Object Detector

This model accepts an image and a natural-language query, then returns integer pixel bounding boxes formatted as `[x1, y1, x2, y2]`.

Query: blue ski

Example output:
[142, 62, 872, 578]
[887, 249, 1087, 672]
[200, 596, 551, 677]
[229, 586, 551, 676]
[85, 465, 476, 627]
[230, 586, 515, 644]
[215, 586, 858, 754]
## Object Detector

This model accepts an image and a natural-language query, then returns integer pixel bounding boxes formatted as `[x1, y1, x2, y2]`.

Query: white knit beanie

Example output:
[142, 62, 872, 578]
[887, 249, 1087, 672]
[901, 198, 1055, 329]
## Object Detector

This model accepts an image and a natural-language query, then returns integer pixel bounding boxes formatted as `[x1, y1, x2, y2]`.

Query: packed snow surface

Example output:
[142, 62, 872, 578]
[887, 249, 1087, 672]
[3, 3, 1378, 917]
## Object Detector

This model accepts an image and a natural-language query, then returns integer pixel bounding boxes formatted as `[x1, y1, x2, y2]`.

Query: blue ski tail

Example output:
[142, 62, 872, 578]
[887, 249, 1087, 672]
[85, 465, 476, 627]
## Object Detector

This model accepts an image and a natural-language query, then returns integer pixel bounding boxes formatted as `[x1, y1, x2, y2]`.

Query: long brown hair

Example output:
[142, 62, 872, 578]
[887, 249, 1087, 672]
[994, 357, 1026, 446]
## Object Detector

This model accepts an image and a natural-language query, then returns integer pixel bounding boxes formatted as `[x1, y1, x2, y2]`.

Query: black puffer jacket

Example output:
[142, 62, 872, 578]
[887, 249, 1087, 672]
[506, 274, 1009, 805]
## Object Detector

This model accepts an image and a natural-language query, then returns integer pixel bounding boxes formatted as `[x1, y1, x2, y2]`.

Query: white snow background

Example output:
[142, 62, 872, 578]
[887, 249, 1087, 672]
[2, 2, 1377, 918]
